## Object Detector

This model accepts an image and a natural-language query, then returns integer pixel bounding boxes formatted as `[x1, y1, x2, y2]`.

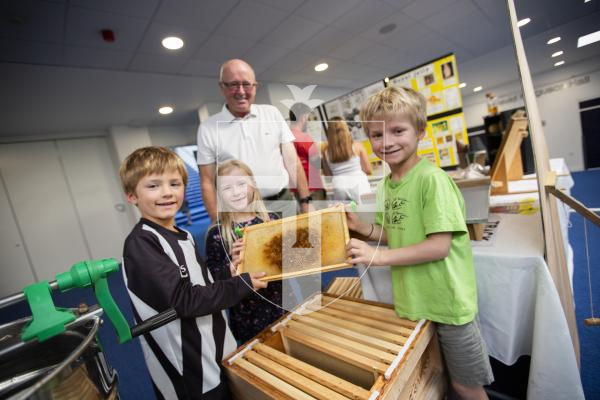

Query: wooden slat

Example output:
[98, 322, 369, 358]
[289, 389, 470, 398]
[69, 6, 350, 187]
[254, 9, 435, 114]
[304, 310, 408, 345]
[292, 314, 403, 353]
[253, 344, 371, 400]
[244, 351, 350, 400]
[321, 296, 418, 329]
[233, 357, 317, 400]
[287, 319, 396, 364]
[306, 304, 413, 337]
[281, 327, 389, 375]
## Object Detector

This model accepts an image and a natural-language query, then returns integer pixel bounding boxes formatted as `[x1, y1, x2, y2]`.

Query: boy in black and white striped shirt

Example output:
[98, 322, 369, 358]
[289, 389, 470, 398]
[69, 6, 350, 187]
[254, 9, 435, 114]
[119, 146, 266, 399]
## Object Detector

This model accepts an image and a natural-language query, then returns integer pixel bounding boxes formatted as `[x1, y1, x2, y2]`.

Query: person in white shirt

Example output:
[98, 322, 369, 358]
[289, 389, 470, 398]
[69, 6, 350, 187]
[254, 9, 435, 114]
[197, 59, 311, 222]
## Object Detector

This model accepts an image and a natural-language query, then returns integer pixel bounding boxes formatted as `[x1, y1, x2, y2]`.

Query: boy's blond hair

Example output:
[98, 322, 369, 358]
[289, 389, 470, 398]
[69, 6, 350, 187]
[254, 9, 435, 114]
[360, 86, 427, 134]
[119, 146, 188, 194]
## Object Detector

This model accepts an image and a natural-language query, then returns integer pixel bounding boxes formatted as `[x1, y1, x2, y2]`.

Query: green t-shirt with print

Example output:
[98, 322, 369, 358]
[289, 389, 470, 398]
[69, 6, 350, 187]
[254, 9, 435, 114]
[375, 158, 477, 325]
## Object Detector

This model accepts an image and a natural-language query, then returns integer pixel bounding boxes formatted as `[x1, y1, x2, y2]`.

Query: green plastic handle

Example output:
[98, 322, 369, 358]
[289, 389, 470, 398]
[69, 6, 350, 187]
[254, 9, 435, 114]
[21, 281, 75, 342]
[57, 259, 132, 343]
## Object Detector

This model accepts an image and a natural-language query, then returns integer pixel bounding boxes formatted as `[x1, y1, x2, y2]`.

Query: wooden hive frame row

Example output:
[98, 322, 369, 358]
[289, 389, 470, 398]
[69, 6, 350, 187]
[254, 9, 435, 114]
[326, 277, 363, 299]
[224, 294, 445, 400]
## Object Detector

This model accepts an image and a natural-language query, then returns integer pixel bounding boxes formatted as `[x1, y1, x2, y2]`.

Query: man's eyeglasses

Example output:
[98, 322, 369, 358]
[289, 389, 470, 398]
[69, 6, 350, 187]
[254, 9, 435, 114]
[221, 81, 257, 91]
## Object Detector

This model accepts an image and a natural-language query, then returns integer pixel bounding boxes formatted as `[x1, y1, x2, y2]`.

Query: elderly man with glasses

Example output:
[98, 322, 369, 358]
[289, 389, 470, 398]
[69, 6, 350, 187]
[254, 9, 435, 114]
[197, 59, 311, 222]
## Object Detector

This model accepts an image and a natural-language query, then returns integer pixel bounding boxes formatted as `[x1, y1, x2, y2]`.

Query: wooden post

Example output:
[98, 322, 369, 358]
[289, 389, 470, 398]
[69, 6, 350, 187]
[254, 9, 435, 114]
[506, 0, 580, 361]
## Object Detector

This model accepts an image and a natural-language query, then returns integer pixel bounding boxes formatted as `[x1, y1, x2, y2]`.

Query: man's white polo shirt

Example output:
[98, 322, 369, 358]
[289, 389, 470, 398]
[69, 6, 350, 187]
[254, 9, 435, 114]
[196, 104, 295, 198]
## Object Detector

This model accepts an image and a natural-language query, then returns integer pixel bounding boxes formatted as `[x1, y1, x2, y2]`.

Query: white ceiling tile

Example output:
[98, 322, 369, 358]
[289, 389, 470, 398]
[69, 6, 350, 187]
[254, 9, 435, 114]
[423, 0, 477, 30]
[401, 0, 457, 20]
[129, 52, 189, 74]
[358, 11, 415, 42]
[179, 59, 221, 77]
[0, 37, 63, 65]
[154, 0, 237, 31]
[360, 44, 406, 70]
[330, 36, 375, 61]
[253, 0, 305, 12]
[65, 6, 148, 51]
[63, 45, 132, 69]
[331, 0, 397, 34]
[299, 27, 353, 55]
[382, 0, 414, 10]
[266, 50, 320, 73]
[0, 0, 65, 43]
[69, 0, 159, 19]
[191, 33, 256, 62]
[294, 0, 362, 24]
[215, 1, 288, 41]
[261, 15, 323, 49]
[242, 43, 293, 69]
[136, 21, 210, 58]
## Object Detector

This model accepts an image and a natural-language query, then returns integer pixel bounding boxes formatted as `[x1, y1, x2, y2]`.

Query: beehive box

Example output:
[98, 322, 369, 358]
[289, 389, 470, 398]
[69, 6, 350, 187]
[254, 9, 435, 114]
[238, 205, 351, 282]
[223, 294, 446, 399]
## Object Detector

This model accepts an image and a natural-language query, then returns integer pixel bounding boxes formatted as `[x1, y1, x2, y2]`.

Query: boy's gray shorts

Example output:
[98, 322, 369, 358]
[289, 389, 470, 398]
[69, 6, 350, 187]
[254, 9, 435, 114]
[436, 319, 494, 387]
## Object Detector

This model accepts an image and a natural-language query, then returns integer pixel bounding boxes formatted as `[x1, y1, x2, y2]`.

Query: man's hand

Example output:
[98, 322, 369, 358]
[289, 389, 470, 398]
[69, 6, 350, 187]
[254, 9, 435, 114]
[249, 272, 268, 290]
[346, 238, 382, 265]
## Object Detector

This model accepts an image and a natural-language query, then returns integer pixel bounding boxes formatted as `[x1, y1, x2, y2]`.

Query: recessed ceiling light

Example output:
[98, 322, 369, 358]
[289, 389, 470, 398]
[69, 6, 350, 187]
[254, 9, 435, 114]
[584, 0, 591, 3]
[159, 106, 173, 115]
[384, 77, 390, 83]
[162, 36, 184, 50]
[315, 63, 328, 72]
[577, 30, 600, 48]
[473, 86, 482, 92]
[554, 61, 565, 67]
[459, 82, 467, 88]
[517, 18, 531, 27]
[551, 51, 564, 58]
[547, 37, 561, 45]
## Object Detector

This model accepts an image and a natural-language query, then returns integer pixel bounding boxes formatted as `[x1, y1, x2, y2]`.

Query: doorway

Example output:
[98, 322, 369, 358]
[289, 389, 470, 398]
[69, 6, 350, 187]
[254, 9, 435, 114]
[580, 97, 600, 170]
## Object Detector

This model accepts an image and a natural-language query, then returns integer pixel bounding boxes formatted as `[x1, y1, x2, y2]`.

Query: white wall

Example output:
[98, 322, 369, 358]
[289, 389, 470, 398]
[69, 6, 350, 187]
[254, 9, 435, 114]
[462, 56, 600, 172]
[148, 125, 197, 147]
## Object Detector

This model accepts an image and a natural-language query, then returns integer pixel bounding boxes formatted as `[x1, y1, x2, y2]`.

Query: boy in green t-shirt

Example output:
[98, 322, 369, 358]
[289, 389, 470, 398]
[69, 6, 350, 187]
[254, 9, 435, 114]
[346, 86, 493, 399]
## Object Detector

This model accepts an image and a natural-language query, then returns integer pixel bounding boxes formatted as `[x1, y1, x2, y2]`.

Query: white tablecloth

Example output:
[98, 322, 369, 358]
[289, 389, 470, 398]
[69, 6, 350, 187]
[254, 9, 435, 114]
[355, 212, 584, 400]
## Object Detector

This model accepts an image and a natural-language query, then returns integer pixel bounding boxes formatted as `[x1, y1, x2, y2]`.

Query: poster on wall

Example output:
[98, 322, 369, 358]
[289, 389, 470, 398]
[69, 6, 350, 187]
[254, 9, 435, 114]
[323, 80, 385, 141]
[388, 53, 461, 117]
[388, 53, 467, 168]
[419, 113, 469, 167]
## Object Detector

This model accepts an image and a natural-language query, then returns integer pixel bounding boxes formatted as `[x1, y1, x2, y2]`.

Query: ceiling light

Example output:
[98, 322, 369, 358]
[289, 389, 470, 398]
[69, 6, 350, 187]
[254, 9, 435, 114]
[314, 63, 328, 72]
[517, 18, 531, 27]
[584, 0, 591, 3]
[159, 106, 173, 115]
[384, 77, 390, 83]
[459, 82, 467, 88]
[551, 51, 564, 58]
[577, 30, 600, 48]
[473, 86, 482, 92]
[162, 36, 184, 50]
[547, 37, 561, 45]
[554, 61, 565, 67]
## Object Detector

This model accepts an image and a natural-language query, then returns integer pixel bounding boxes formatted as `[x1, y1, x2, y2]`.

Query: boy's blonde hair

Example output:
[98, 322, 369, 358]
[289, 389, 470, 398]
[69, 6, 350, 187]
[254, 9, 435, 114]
[325, 116, 354, 163]
[360, 86, 427, 135]
[119, 146, 188, 194]
[216, 159, 270, 251]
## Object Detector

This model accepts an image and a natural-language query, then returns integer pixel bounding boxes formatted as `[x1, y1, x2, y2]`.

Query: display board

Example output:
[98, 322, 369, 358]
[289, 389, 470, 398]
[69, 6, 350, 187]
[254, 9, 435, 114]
[322, 80, 385, 142]
[388, 53, 468, 168]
